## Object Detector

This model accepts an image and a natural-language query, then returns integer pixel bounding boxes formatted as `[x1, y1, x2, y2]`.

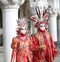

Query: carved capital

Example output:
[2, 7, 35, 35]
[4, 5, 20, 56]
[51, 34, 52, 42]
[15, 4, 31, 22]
[29, 0, 48, 9]
[0, 0, 25, 7]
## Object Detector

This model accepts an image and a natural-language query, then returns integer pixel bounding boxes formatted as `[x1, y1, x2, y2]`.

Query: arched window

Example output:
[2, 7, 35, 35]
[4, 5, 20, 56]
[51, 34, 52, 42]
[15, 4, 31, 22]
[0, 8, 3, 46]
[0, 9, 2, 28]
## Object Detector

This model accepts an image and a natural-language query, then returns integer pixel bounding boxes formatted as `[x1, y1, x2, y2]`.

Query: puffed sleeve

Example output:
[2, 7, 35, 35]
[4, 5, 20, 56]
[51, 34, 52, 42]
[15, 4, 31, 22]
[50, 34, 58, 58]
[11, 37, 18, 49]
[11, 37, 18, 62]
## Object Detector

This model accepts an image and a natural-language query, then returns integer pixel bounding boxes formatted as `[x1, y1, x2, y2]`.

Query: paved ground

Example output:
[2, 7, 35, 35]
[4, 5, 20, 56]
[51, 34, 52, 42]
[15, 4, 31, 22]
[54, 54, 60, 62]
[0, 53, 3, 62]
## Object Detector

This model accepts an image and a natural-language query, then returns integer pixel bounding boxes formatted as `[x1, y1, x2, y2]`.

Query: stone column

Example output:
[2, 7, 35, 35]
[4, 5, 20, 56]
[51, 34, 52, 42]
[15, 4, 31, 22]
[49, 13, 57, 42]
[0, 0, 25, 62]
[54, 0, 59, 9]
[2, 5, 19, 62]
[53, 0, 60, 42]
[57, 15, 60, 41]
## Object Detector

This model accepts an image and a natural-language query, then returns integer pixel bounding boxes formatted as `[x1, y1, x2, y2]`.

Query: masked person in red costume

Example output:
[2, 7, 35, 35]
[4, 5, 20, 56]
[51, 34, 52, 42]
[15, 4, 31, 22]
[11, 18, 33, 62]
[29, 16, 58, 62]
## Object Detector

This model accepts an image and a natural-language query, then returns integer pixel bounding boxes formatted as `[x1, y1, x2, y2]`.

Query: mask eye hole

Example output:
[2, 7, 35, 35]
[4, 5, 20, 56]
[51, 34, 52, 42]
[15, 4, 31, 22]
[21, 28, 26, 30]
[21, 28, 23, 30]
[40, 25, 45, 27]
[40, 26, 43, 27]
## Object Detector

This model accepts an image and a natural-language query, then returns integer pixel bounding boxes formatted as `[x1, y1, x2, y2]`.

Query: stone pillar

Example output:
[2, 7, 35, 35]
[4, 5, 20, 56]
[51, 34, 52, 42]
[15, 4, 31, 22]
[54, 0, 59, 9]
[0, 0, 25, 62]
[2, 5, 19, 62]
[57, 15, 60, 41]
[49, 14, 57, 42]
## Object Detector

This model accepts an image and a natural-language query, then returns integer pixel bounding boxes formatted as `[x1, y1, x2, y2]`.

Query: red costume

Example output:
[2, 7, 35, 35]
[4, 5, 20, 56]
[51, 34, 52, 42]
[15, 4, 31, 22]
[29, 2, 58, 62]
[11, 18, 32, 62]
[30, 21, 58, 62]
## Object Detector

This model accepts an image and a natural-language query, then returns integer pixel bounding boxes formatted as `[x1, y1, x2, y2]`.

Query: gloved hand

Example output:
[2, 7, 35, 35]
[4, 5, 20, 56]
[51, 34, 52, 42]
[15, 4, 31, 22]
[40, 44, 46, 51]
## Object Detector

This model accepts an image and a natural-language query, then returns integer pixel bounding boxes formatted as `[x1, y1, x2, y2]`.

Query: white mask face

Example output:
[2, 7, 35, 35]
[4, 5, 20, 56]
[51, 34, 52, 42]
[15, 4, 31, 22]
[40, 24, 45, 31]
[20, 27, 27, 34]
